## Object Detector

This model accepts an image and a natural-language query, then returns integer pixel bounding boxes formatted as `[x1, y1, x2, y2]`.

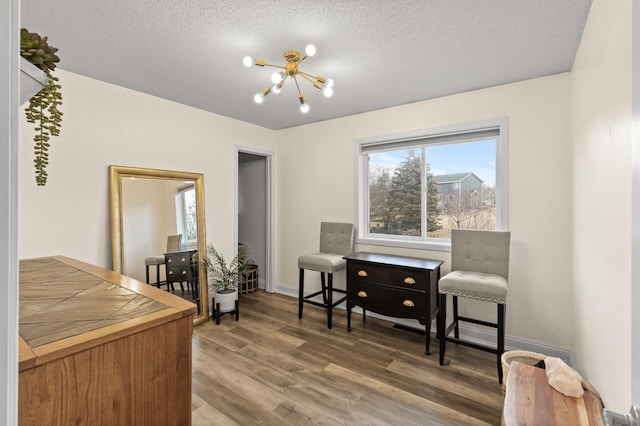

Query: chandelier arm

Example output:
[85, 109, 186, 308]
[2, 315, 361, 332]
[297, 73, 318, 86]
[297, 70, 320, 80]
[293, 76, 304, 97]
[260, 63, 287, 70]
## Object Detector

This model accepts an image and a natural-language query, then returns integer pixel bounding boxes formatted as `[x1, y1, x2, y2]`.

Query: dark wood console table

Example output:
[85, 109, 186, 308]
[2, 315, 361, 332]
[345, 252, 443, 355]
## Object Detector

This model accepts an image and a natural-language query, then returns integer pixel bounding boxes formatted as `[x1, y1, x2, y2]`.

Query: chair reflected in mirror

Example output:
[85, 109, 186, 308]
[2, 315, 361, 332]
[144, 234, 182, 288]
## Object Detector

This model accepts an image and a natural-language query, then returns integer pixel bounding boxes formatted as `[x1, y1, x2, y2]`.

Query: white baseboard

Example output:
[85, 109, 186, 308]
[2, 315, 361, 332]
[273, 284, 571, 364]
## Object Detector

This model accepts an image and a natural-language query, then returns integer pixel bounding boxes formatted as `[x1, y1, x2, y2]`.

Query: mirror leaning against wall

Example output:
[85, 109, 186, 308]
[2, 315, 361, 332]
[109, 165, 209, 325]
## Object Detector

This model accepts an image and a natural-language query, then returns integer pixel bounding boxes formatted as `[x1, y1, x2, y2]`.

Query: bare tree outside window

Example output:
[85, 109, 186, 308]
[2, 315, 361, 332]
[439, 189, 495, 234]
[183, 188, 197, 241]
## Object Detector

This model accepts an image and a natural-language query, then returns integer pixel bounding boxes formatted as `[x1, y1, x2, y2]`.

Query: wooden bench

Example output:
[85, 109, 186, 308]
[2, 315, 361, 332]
[502, 361, 605, 425]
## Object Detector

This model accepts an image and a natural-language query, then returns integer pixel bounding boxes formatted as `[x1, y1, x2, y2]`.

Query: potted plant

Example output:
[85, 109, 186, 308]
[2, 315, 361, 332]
[20, 28, 63, 186]
[201, 244, 252, 322]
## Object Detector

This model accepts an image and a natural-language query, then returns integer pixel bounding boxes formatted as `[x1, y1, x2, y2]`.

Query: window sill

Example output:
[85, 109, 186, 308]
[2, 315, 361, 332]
[355, 235, 451, 252]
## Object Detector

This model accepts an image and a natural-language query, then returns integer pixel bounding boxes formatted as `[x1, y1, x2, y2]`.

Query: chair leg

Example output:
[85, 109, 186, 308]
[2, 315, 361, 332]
[439, 293, 447, 366]
[156, 264, 161, 288]
[298, 268, 304, 319]
[146, 265, 150, 284]
[497, 303, 506, 384]
[327, 273, 333, 329]
[320, 273, 327, 305]
[453, 295, 460, 339]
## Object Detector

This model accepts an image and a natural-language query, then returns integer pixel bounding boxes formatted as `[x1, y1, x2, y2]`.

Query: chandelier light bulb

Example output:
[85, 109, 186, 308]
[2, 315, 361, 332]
[324, 78, 334, 88]
[271, 72, 283, 84]
[305, 44, 316, 57]
[243, 56, 253, 67]
[254, 93, 264, 104]
[271, 85, 281, 94]
[323, 87, 333, 98]
[300, 103, 310, 113]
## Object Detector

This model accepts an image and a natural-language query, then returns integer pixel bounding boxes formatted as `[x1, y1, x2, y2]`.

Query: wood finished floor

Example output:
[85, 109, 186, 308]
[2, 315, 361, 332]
[191, 291, 504, 426]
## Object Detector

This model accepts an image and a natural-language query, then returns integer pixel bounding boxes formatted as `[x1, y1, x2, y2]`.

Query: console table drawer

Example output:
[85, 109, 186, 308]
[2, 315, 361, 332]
[166, 266, 191, 279]
[348, 281, 426, 319]
[165, 253, 191, 266]
[348, 261, 428, 291]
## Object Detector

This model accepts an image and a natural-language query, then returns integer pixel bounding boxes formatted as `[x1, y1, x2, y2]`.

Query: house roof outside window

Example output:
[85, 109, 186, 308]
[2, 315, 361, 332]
[433, 172, 484, 185]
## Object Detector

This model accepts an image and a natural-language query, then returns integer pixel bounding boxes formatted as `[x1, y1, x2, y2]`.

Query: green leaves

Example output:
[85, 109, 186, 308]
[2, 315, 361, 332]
[20, 29, 59, 74]
[21, 29, 63, 186]
[202, 245, 251, 293]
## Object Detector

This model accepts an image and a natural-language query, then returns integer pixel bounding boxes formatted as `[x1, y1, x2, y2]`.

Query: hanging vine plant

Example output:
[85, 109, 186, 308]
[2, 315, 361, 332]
[20, 28, 63, 186]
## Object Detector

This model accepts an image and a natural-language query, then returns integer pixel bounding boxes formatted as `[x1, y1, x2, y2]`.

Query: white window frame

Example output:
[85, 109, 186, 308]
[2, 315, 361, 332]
[175, 183, 197, 245]
[354, 118, 509, 252]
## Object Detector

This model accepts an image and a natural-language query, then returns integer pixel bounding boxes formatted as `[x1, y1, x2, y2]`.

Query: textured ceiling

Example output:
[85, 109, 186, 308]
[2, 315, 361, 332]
[21, 0, 593, 130]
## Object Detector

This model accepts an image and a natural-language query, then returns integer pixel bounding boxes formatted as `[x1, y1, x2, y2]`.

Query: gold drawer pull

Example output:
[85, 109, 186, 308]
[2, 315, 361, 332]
[404, 277, 416, 285]
[358, 270, 368, 277]
[168, 271, 173, 275]
[181, 271, 187, 275]
[167, 259, 172, 263]
[181, 257, 186, 262]
[357, 291, 368, 298]
[403, 300, 415, 307]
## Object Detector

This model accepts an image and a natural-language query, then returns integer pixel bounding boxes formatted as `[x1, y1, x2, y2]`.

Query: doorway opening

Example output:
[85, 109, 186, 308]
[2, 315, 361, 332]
[236, 147, 274, 293]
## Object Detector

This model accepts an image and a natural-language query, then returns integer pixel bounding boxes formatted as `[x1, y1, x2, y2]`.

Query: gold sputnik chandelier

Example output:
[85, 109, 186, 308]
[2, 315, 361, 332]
[243, 44, 334, 113]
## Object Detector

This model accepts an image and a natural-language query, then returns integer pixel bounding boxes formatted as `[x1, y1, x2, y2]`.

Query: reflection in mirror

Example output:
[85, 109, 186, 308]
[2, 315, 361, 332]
[110, 165, 208, 325]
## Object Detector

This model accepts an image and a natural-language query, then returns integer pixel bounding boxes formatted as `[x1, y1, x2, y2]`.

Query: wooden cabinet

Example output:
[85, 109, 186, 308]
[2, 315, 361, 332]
[345, 252, 443, 355]
[19, 256, 196, 426]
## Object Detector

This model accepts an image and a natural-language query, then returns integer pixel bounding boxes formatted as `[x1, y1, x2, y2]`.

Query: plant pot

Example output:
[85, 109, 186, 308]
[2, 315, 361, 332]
[20, 57, 49, 106]
[213, 287, 238, 314]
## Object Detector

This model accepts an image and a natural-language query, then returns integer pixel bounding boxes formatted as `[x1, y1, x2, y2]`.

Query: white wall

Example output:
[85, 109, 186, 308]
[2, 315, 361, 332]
[18, 70, 278, 269]
[277, 74, 574, 351]
[633, 0, 640, 406]
[572, 0, 632, 412]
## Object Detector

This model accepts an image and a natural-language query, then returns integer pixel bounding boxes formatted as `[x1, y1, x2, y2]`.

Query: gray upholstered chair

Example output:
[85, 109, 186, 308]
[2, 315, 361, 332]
[298, 222, 355, 329]
[145, 234, 182, 288]
[438, 228, 511, 383]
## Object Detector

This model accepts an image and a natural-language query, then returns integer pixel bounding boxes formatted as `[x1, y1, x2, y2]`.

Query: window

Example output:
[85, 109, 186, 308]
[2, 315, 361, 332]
[175, 184, 197, 244]
[356, 119, 508, 251]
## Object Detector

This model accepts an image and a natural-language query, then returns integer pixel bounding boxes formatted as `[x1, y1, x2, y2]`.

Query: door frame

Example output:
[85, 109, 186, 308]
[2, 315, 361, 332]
[1, 0, 19, 422]
[235, 145, 275, 293]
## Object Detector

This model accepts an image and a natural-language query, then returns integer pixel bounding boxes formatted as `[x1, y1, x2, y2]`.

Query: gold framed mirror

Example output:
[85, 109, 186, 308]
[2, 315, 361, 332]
[109, 165, 209, 325]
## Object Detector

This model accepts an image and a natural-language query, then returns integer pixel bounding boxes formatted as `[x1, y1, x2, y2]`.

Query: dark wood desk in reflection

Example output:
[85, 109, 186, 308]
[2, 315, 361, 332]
[165, 249, 200, 314]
